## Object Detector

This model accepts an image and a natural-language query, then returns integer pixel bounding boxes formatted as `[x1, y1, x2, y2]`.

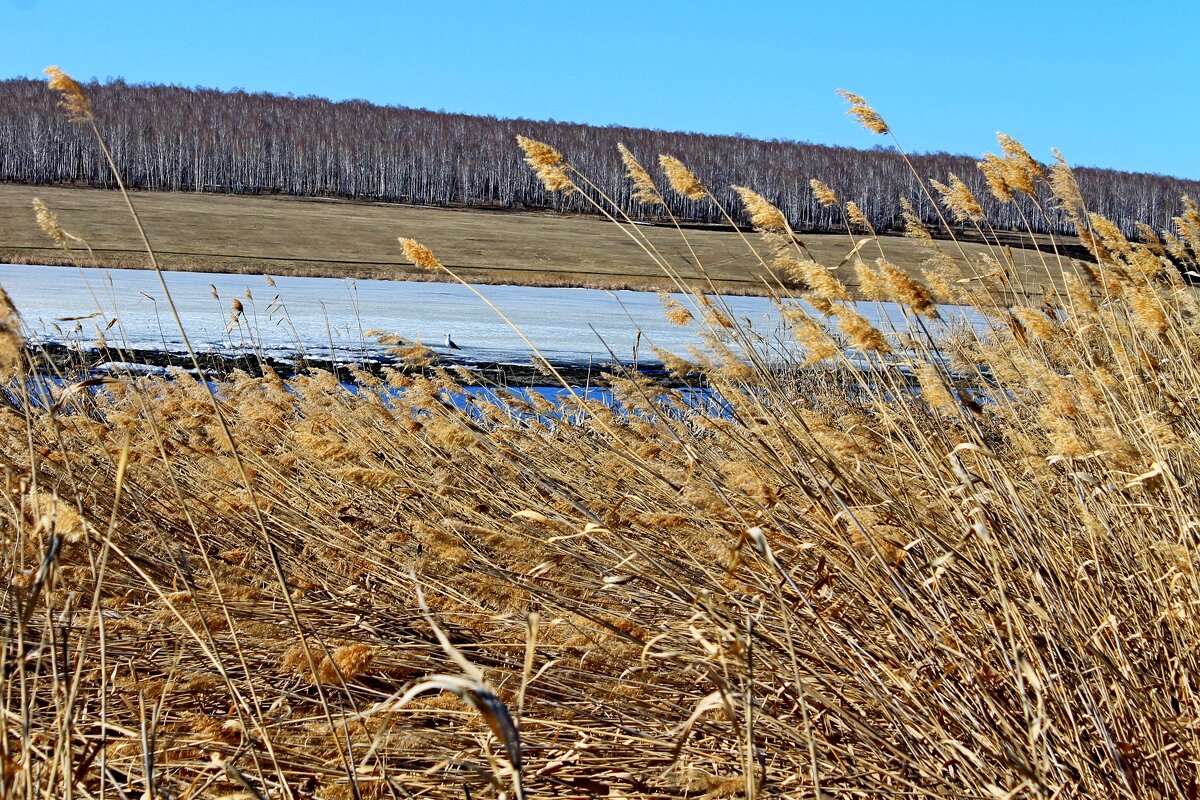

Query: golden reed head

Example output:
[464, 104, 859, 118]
[658, 155, 707, 201]
[44, 66, 93, 122]
[517, 135, 577, 194]
[837, 89, 888, 135]
[398, 238, 444, 271]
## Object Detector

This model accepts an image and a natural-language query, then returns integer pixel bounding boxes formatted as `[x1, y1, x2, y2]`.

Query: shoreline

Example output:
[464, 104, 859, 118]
[28, 341, 699, 389]
[0, 248, 775, 298]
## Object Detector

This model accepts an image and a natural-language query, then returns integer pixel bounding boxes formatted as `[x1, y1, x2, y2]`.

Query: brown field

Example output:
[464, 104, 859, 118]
[0, 183, 1069, 298]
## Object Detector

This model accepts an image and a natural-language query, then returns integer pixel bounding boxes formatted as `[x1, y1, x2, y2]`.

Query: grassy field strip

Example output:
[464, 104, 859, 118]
[1, 183, 1069, 296]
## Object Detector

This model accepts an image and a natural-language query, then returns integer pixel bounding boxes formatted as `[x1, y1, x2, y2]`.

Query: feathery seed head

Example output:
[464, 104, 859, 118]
[780, 255, 850, 301]
[845, 201, 869, 230]
[810, 179, 839, 208]
[399, 238, 444, 271]
[396, 340, 437, 368]
[1128, 247, 1169, 282]
[33, 198, 67, 248]
[899, 198, 933, 241]
[921, 254, 961, 303]
[980, 137, 1040, 200]
[837, 89, 889, 134]
[535, 162, 577, 194]
[879, 258, 938, 317]
[659, 155, 707, 201]
[854, 258, 889, 301]
[0, 288, 25, 379]
[997, 132, 1044, 188]
[1161, 228, 1189, 263]
[1048, 149, 1086, 223]
[932, 175, 984, 223]
[834, 306, 890, 354]
[1129, 285, 1168, 336]
[978, 154, 1014, 203]
[733, 186, 788, 233]
[516, 135, 562, 167]
[1088, 213, 1133, 260]
[792, 316, 839, 365]
[1013, 307, 1058, 341]
[516, 135, 576, 195]
[44, 66, 93, 122]
[653, 346, 699, 378]
[1176, 195, 1200, 253]
[658, 292, 694, 326]
[916, 363, 957, 414]
[617, 143, 664, 206]
[25, 490, 88, 542]
[1134, 223, 1166, 257]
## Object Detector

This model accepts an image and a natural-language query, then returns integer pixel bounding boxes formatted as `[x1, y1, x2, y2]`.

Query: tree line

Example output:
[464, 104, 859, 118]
[1, 76, 1196, 238]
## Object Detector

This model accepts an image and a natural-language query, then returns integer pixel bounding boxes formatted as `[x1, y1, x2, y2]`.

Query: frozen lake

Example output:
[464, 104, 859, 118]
[0, 263, 983, 368]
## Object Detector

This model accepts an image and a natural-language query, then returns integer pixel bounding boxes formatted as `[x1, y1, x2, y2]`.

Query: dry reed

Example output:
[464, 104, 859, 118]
[3, 72, 1200, 800]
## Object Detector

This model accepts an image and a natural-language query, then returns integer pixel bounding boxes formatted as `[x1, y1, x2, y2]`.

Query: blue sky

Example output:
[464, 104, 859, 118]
[4, 0, 1198, 179]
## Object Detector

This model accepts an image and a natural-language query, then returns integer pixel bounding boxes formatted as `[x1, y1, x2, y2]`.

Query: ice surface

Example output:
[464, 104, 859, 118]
[0, 264, 986, 367]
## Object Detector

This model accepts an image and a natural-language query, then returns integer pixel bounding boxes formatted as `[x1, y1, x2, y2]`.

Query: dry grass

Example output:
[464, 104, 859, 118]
[4, 76, 1200, 800]
[0, 183, 1065, 298]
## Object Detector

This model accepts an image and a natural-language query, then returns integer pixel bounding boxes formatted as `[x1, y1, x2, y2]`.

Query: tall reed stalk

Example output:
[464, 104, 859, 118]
[2, 76, 1199, 800]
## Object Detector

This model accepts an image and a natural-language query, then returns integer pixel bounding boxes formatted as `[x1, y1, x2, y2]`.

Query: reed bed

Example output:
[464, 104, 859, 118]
[2, 72, 1200, 800]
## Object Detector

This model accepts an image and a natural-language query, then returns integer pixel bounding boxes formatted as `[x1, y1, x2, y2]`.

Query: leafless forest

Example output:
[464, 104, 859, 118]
[1, 76, 1196, 236]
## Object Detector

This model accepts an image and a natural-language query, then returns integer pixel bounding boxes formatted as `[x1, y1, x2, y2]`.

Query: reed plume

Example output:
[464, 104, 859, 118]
[781, 256, 850, 301]
[879, 257, 937, 317]
[516, 134, 576, 194]
[834, 306, 890, 354]
[791, 314, 839, 364]
[837, 89, 889, 134]
[658, 292, 694, 325]
[915, 363, 956, 414]
[931, 174, 984, 223]
[618, 143, 665, 206]
[997, 132, 1044, 192]
[854, 257, 888, 300]
[978, 153, 1015, 203]
[810, 179, 839, 208]
[399, 237, 445, 271]
[899, 198, 933, 240]
[733, 186, 788, 233]
[32, 198, 67, 248]
[845, 201, 869, 230]
[0, 288, 25, 378]
[1048, 148, 1086, 223]
[44, 65, 93, 122]
[1177, 196, 1200, 253]
[659, 155, 707, 201]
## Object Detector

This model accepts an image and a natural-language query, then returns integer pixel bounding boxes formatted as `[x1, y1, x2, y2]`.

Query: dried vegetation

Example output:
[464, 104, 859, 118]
[3, 75, 1200, 800]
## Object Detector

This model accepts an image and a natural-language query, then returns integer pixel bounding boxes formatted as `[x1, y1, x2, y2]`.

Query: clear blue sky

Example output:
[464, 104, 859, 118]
[4, 0, 1198, 180]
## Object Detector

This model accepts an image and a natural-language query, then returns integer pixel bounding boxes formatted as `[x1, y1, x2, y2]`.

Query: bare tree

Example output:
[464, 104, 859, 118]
[1, 76, 1196, 238]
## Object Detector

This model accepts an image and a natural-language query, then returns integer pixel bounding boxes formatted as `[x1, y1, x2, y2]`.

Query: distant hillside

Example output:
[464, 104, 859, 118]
[1, 77, 1196, 237]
